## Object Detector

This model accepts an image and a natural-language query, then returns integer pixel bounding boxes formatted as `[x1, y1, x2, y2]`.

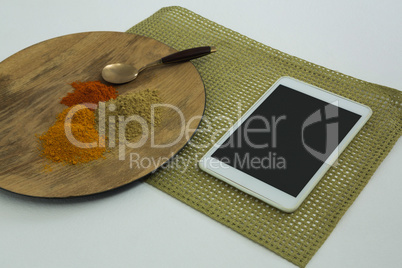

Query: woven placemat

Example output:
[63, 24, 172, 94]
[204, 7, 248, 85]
[127, 6, 402, 267]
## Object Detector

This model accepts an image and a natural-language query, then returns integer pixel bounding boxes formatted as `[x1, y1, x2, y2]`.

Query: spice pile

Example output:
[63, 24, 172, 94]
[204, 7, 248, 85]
[38, 105, 106, 165]
[61, 81, 118, 107]
[96, 89, 162, 142]
[38, 81, 162, 165]
[39, 81, 118, 164]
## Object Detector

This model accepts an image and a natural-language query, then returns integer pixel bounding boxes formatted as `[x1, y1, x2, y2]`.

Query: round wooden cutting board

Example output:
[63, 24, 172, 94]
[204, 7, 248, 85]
[0, 32, 206, 198]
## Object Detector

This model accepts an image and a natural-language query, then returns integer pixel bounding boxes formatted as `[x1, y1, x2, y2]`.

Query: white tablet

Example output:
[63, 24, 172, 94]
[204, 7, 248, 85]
[199, 77, 372, 212]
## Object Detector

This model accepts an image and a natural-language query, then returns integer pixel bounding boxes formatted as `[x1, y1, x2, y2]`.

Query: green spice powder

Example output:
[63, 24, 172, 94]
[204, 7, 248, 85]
[96, 89, 162, 143]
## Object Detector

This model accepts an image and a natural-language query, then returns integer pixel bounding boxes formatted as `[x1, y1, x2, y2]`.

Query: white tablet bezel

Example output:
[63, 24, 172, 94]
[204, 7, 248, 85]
[198, 76, 372, 212]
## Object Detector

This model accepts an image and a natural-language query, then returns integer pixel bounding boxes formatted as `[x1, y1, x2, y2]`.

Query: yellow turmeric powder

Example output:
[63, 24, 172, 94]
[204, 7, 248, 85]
[39, 105, 106, 164]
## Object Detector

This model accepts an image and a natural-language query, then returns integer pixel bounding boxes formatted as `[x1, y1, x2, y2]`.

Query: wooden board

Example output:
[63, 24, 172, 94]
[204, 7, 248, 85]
[0, 32, 206, 198]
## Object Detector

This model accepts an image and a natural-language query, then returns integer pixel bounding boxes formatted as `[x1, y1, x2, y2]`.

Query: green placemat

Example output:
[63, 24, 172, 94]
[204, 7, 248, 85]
[127, 6, 402, 267]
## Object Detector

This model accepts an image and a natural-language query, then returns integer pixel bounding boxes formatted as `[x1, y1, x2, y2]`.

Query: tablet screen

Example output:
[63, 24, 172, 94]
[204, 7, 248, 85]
[211, 85, 362, 197]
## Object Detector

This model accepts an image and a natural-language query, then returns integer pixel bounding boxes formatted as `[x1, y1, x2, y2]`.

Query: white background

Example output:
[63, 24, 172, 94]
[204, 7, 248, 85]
[1, 1, 401, 267]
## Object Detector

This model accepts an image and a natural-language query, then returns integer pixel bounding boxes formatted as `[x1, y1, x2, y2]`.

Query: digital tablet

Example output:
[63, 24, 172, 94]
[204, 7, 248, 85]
[199, 77, 372, 212]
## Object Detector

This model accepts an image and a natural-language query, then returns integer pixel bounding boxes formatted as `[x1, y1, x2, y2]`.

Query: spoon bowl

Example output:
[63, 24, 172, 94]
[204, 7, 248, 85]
[102, 63, 139, 84]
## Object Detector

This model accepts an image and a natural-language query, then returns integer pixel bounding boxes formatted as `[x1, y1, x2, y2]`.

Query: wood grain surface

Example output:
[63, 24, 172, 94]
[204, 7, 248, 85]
[0, 32, 206, 198]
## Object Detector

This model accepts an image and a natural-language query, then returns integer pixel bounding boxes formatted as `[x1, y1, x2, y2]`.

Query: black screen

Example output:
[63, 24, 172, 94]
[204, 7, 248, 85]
[211, 85, 361, 197]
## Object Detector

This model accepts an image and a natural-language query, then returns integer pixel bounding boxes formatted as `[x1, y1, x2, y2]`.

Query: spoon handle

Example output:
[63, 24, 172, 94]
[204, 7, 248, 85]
[161, 46, 216, 64]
